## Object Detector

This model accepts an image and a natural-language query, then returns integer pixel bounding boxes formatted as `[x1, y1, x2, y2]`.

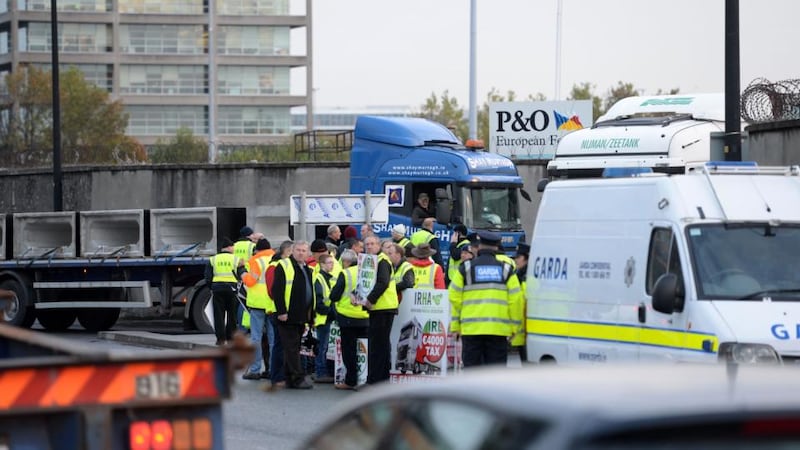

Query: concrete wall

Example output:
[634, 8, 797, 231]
[0, 160, 549, 243]
[745, 119, 800, 166]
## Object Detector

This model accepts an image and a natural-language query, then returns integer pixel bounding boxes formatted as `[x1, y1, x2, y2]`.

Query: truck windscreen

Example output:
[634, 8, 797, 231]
[687, 224, 800, 301]
[462, 187, 521, 231]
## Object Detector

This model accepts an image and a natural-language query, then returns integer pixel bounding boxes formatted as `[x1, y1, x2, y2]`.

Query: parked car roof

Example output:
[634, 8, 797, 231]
[303, 364, 800, 450]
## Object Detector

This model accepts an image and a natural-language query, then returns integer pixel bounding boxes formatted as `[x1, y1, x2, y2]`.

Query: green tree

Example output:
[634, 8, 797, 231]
[0, 66, 145, 167]
[0, 67, 52, 166]
[149, 127, 208, 163]
[568, 82, 603, 121]
[418, 91, 467, 141]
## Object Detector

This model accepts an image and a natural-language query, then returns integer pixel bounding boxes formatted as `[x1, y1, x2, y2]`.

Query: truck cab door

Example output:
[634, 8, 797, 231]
[640, 224, 689, 362]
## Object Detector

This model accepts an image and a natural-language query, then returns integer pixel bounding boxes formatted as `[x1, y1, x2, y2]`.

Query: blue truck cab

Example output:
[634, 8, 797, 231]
[350, 115, 527, 262]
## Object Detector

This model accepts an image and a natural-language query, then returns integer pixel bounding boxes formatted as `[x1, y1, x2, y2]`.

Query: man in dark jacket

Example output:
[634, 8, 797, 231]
[362, 236, 399, 384]
[271, 240, 315, 389]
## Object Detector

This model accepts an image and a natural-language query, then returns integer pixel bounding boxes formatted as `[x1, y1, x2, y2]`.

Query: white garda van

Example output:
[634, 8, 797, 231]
[547, 93, 728, 177]
[526, 162, 800, 365]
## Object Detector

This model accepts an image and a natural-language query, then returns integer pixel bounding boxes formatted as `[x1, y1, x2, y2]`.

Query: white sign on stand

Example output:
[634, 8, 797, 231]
[289, 193, 389, 225]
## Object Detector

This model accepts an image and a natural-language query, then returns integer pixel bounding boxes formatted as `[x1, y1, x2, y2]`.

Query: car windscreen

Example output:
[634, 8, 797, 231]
[687, 223, 800, 301]
[462, 186, 522, 231]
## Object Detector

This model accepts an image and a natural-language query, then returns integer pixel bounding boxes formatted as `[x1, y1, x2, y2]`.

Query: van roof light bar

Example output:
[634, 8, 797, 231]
[686, 162, 800, 176]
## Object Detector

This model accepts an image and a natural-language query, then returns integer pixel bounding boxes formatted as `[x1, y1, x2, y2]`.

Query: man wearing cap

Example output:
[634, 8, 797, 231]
[449, 231, 523, 368]
[234, 226, 259, 331]
[410, 217, 444, 268]
[205, 238, 245, 346]
[390, 224, 412, 252]
[409, 243, 445, 290]
[241, 238, 275, 380]
[511, 242, 530, 362]
[411, 192, 434, 226]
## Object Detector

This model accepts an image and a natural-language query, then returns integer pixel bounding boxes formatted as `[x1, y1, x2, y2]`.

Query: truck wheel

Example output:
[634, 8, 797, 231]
[0, 278, 36, 328]
[190, 285, 214, 333]
[37, 309, 77, 331]
[77, 308, 121, 332]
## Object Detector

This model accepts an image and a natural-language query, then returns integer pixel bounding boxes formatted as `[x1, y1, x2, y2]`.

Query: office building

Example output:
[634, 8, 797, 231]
[0, 0, 309, 146]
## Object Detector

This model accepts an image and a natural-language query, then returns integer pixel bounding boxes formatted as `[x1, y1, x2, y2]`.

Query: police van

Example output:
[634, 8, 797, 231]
[525, 94, 800, 365]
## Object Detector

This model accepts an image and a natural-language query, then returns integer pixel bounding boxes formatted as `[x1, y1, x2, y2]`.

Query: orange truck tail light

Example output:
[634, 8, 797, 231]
[129, 418, 212, 450]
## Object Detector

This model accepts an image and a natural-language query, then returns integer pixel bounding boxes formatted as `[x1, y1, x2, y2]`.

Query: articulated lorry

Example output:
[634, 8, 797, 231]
[0, 321, 249, 449]
[350, 116, 530, 259]
[0, 207, 244, 332]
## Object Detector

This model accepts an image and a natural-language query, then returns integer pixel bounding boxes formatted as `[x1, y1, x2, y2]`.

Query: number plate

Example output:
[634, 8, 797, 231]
[135, 372, 181, 400]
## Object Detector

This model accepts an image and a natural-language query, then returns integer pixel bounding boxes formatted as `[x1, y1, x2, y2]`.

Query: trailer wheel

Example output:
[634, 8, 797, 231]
[190, 285, 214, 333]
[77, 308, 121, 332]
[37, 309, 77, 331]
[0, 278, 36, 328]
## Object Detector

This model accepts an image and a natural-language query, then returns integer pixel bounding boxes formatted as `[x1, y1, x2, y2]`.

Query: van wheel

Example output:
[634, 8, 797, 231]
[539, 355, 557, 364]
[37, 309, 77, 331]
[0, 278, 36, 328]
[77, 308, 121, 332]
[190, 285, 214, 333]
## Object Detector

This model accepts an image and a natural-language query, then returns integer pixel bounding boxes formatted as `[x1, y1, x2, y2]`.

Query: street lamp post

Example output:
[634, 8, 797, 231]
[50, 0, 62, 211]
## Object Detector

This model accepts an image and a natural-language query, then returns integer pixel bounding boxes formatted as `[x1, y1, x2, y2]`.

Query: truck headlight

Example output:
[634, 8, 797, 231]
[718, 343, 780, 364]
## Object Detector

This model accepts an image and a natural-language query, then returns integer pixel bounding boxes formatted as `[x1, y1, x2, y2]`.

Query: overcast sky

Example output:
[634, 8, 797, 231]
[290, 0, 799, 111]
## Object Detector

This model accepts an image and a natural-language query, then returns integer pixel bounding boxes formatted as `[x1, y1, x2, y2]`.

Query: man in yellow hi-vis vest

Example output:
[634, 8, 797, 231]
[362, 236, 398, 384]
[449, 231, 522, 368]
[328, 249, 369, 390]
[272, 240, 315, 390]
[205, 238, 245, 346]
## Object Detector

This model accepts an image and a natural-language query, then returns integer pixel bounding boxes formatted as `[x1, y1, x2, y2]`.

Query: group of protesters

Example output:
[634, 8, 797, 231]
[205, 212, 530, 390]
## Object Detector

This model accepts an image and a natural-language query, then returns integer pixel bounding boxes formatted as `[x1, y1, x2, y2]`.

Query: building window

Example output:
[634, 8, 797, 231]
[217, 0, 287, 15]
[0, 31, 8, 55]
[126, 105, 207, 135]
[118, 0, 205, 14]
[119, 65, 207, 95]
[217, 66, 288, 95]
[27, 22, 111, 53]
[0, 71, 8, 95]
[22, 0, 112, 12]
[216, 26, 289, 55]
[32, 63, 113, 91]
[120, 24, 206, 55]
[218, 106, 290, 135]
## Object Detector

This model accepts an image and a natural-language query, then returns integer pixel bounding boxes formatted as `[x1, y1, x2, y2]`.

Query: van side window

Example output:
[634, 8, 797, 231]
[646, 228, 683, 295]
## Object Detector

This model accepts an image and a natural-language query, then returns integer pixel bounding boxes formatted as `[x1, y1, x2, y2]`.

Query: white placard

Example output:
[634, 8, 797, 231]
[290, 194, 389, 224]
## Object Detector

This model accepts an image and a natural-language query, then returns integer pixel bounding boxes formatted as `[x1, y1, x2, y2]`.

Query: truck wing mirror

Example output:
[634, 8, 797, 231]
[536, 179, 549, 193]
[520, 188, 532, 202]
[651, 273, 686, 314]
[434, 188, 452, 225]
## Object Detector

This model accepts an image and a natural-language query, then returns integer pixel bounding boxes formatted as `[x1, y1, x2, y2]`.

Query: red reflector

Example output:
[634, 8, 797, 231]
[151, 420, 173, 450]
[129, 422, 151, 450]
[743, 418, 800, 436]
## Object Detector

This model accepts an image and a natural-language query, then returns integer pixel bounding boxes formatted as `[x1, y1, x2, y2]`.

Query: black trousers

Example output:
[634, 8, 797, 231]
[277, 322, 305, 387]
[462, 335, 508, 368]
[211, 286, 238, 342]
[340, 325, 368, 387]
[367, 311, 395, 384]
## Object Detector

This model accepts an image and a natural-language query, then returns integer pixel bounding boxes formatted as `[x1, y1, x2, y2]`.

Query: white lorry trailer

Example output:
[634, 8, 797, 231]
[0, 207, 244, 332]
